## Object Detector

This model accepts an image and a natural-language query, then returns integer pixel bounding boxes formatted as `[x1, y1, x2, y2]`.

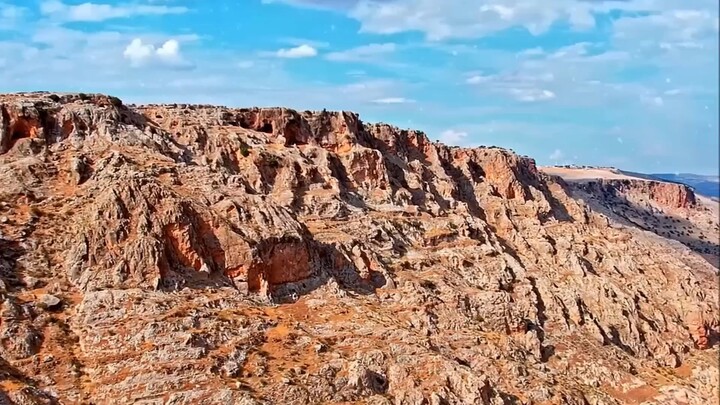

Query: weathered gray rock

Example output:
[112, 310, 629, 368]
[37, 294, 61, 310]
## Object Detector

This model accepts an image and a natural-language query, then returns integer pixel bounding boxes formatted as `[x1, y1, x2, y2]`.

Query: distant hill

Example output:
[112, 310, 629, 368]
[649, 173, 720, 198]
[611, 170, 719, 198]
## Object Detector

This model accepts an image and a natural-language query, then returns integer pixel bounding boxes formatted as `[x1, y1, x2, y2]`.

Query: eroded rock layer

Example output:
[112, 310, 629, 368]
[0, 93, 718, 405]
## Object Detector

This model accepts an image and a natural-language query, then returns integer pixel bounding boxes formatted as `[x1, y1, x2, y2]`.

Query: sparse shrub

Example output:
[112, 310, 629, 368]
[108, 96, 123, 108]
[240, 144, 251, 158]
[78, 93, 90, 101]
[48, 94, 61, 102]
[262, 153, 280, 168]
[29, 206, 42, 218]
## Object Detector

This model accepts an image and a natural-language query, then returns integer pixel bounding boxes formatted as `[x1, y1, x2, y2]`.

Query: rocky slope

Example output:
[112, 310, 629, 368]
[0, 92, 718, 405]
[542, 166, 720, 269]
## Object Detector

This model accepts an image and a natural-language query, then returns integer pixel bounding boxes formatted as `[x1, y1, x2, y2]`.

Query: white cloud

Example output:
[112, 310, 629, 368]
[341, 0, 719, 42]
[123, 38, 185, 67]
[371, 97, 414, 104]
[280, 37, 329, 49]
[511, 88, 556, 102]
[439, 129, 468, 145]
[40, 0, 187, 22]
[466, 74, 491, 85]
[326, 43, 396, 62]
[549, 149, 564, 160]
[276, 44, 318, 58]
[156, 39, 180, 61]
[124, 39, 154, 66]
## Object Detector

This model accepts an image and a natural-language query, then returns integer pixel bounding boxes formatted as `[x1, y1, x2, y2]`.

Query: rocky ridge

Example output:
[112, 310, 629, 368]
[0, 92, 718, 404]
[574, 178, 696, 211]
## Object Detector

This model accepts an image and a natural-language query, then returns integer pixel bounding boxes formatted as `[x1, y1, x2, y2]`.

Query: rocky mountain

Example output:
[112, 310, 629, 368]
[0, 92, 718, 405]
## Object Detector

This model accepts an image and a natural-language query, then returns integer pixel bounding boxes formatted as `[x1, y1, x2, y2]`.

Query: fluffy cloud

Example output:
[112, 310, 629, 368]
[439, 129, 468, 145]
[123, 38, 184, 67]
[276, 44, 318, 58]
[40, 0, 187, 22]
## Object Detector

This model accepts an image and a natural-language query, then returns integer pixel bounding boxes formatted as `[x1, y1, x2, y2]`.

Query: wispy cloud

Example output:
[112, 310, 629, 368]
[466, 70, 556, 102]
[326, 43, 396, 62]
[279, 37, 329, 49]
[371, 97, 414, 104]
[40, 0, 187, 23]
[510, 88, 556, 102]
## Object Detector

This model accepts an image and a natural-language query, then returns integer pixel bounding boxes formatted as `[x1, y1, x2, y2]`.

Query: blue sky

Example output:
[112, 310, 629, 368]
[0, 0, 718, 174]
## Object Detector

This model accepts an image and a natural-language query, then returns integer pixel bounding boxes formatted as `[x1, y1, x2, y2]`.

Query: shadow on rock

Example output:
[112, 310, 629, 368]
[0, 238, 25, 292]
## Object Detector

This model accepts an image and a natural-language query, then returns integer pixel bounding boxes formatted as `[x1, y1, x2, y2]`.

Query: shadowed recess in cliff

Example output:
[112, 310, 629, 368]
[436, 150, 487, 220]
[0, 237, 26, 292]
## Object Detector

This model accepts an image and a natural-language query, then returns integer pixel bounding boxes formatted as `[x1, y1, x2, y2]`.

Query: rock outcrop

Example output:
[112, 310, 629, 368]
[0, 92, 718, 405]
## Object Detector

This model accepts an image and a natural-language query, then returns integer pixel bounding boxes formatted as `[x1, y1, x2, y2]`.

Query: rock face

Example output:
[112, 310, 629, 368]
[0, 92, 718, 405]
[575, 178, 697, 211]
